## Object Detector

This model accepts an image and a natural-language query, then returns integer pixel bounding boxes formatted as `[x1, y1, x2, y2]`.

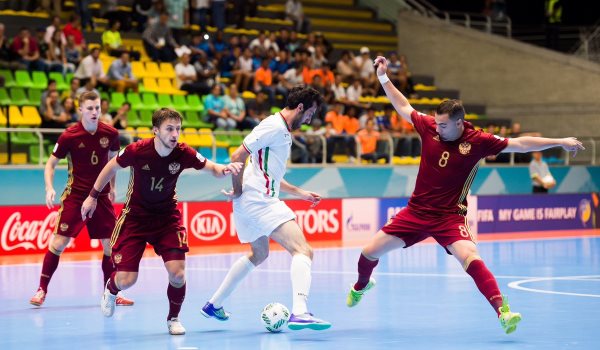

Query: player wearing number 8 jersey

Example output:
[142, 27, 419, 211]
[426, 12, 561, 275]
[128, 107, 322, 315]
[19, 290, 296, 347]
[346, 56, 585, 335]
[29, 91, 134, 308]
[80, 108, 242, 335]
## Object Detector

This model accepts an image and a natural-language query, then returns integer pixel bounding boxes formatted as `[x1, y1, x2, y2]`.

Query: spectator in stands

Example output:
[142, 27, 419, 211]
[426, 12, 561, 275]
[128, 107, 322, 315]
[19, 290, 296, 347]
[40, 79, 58, 108]
[11, 27, 46, 72]
[331, 74, 347, 103]
[146, 0, 167, 27]
[193, 51, 218, 88]
[175, 53, 210, 95]
[312, 45, 328, 69]
[74, 47, 109, 90]
[359, 106, 376, 130]
[40, 89, 67, 131]
[44, 16, 65, 45]
[529, 151, 555, 193]
[239, 34, 250, 50]
[377, 104, 394, 132]
[47, 30, 75, 73]
[358, 119, 388, 164]
[74, 0, 93, 31]
[62, 77, 80, 101]
[211, 0, 227, 30]
[103, 20, 141, 61]
[62, 14, 85, 49]
[246, 90, 271, 123]
[107, 52, 138, 93]
[279, 61, 304, 92]
[132, 0, 154, 32]
[218, 46, 236, 79]
[0, 23, 23, 69]
[286, 0, 310, 33]
[254, 57, 276, 104]
[233, 47, 253, 92]
[190, 0, 210, 33]
[336, 50, 355, 83]
[224, 83, 256, 130]
[212, 30, 230, 58]
[61, 97, 79, 124]
[111, 102, 133, 145]
[249, 31, 273, 56]
[190, 32, 213, 61]
[99, 98, 113, 124]
[65, 34, 82, 67]
[76, 77, 100, 97]
[165, 0, 189, 44]
[315, 32, 333, 57]
[354, 46, 377, 95]
[35, 27, 62, 73]
[276, 28, 291, 51]
[142, 12, 178, 63]
[205, 84, 230, 128]
[346, 79, 364, 106]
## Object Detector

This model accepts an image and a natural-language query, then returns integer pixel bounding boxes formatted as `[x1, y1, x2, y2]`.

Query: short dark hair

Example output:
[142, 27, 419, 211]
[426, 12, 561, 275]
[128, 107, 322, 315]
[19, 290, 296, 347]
[152, 108, 183, 128]
[436, 99, 465, 120]
[79, 91, 99, 106]
[285, 86, 324, 112]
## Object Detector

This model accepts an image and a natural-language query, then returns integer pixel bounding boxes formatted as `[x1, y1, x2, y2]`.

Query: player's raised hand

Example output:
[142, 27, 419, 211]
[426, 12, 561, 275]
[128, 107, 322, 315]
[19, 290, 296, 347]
[373, 56, 388, 76]
[561, 137, 585, 157]
[45, 188, 56, 209]
[302, 190, 322, 208]
[223, 162, 243, 176]
[81, 196, 98, 221]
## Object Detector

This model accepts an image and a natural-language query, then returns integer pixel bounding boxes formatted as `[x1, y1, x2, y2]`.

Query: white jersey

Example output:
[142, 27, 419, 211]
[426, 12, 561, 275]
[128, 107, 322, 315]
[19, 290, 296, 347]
[241, 113, 292, 198]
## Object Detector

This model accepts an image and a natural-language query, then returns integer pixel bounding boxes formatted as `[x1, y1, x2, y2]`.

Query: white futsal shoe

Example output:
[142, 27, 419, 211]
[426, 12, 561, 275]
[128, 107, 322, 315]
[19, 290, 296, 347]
[101, 281, 117, 317]
[168, 317, 186, 335]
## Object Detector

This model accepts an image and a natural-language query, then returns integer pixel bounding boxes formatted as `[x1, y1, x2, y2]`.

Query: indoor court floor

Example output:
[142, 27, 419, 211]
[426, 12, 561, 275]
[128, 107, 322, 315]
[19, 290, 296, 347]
[1, 233, 599, 350]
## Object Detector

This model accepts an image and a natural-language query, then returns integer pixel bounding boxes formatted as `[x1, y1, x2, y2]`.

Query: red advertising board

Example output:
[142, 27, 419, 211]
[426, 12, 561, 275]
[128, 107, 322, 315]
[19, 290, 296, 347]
[184, 199, 342, 247]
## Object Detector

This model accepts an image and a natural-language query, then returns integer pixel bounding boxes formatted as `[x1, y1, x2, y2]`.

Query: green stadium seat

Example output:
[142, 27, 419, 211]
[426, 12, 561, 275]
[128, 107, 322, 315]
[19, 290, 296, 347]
[11, 130, 39, 145]
[0, 70, 16, 88]
[28, 89, 42, 105]
[126, 92, 144, 111]
[138, 109, 153, 125]
[10, 87, 31, 106]
[141, 93, 160, 111]
[14, 70, 34, 88]
[31, 71, 48, 90]
[29, 144, 48, 164]
[172, 94, 190, 112]
[0, 88, 11, 105]
[48, 72, 69, 91]
[65, 73, 74, 84]
[110, 92, 126, 111]
[126, 110, 143, 128]
[186, 94, 205, 114]
[157, 94, 174, 109]
[184, 111, 213, 129]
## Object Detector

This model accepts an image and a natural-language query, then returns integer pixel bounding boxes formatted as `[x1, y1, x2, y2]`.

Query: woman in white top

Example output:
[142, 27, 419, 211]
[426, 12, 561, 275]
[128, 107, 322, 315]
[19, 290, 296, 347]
[233, 47, 253, 92]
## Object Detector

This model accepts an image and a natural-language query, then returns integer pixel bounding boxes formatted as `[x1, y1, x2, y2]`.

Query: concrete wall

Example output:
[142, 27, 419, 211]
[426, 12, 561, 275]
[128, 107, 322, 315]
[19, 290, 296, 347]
[395, 11, 600, 137]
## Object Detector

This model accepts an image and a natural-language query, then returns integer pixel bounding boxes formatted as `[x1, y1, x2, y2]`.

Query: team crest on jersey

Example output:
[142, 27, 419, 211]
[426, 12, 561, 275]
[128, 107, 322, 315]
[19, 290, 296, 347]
[169, 162, 181, 174]
[60, 223, 69, 232]
[459, 142, 472, 155]
[99, 137, 109, 148]
[113, 253, 122, 264]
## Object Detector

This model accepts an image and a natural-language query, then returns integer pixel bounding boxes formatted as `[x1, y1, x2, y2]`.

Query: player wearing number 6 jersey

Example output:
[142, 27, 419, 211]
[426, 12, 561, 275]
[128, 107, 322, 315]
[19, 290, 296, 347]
[30, 91, 134, 308]
[80, 108, 242, 335]
[346, 56, 585, 335]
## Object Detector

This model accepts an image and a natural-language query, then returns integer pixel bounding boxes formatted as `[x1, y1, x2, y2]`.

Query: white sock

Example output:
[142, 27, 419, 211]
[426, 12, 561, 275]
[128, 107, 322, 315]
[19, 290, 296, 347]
[209, 255, 255, 308]
[290, 254, 312, 315]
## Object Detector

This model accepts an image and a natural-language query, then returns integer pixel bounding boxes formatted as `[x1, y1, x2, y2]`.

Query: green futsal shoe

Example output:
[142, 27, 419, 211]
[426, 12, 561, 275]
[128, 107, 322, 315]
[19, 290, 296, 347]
[498, 295, 522, 334]
[346, 278, 376, 307]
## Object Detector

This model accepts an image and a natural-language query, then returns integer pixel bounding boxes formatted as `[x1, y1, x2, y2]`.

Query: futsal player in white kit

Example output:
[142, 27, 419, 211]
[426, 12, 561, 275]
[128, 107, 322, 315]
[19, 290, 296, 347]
[201, 86, 331, 330]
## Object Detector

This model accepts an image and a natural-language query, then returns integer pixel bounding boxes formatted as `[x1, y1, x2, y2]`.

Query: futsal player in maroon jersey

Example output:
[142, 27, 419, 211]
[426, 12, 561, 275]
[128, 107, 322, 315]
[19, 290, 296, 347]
[30, 91, 134, 307]
[346, 56, 585, 334]
[80, 108, 242, 335]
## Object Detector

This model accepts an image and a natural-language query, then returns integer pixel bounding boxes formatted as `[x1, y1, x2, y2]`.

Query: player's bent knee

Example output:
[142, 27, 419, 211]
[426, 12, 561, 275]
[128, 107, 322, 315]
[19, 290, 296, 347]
[50, 236, 70, 255]
[462, 254, 482, 271]
[118, 272, 138, 289]
[169, 270, 186, 286]
[249, 249, 269, 265]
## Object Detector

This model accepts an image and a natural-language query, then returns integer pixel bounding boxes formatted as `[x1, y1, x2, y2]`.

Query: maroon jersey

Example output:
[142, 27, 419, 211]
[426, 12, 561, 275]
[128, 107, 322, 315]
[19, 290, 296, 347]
[116, 138, 207, 216]
[52, 122, 120, 194]
[408, 110, 508, 215]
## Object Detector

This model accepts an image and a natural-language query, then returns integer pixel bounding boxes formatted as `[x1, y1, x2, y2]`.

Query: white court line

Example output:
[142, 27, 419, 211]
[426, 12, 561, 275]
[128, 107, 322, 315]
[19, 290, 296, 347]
[508, 275, 600, 298]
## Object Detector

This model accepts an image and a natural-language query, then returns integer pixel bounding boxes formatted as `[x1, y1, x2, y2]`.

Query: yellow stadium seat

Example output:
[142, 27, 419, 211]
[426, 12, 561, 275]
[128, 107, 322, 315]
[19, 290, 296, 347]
[0, 108, 6, 125]
[11, 152, 28, 164]
[8, 105, 25, 125]
[21, 106, 42, 126]
[135, 127, 154, 139]
[143, 78, 159, 93]
[158, 63, 176, 79]
[198, 128, 215, 147]
[157, 78, 186, 95]
[131, 61, 148, 79]
[145, 62, 161, 79]
[181, 128, 203, 147]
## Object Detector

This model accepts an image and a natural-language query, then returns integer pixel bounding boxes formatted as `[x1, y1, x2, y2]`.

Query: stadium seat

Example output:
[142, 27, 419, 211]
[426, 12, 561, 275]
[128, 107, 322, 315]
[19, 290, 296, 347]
[126, 110, 143, 128]
[157, 94, 174, 109]
[213, 128, 231, 148]
[135, 127, 153, 139]
[145, 62, 161, 78]
[28, 89, 42, 105]
[228, 132, 244, 147]
[157, 78, 186, 95]
[184, 111, 213, 129]
[111, 92, 126, 111]
[158, 63, 176, 79]
[0, 69, 16, 88]
[0, 108, 6, 125]
[0, 88, 11, 105]
[138, 109, 153, 125]
[10, 87, 31, 106]
[10, 129, 38, 145]
[197, 128, 215, 148]
[215, 147, 230, 163]
[31, 71, 48, 90]
[14, 70, 34, 88]
[172, 95, 190, 112]
[19, 106, 42, 126]
[131, 61, 148, 79]
[141, 93, 160, 111]
[29, 144, 48, 165]
[186, 94, 205, 114]
[126, 92, 144, 111]
[142, 77, 159, 93]
[48, 72, 69, 91]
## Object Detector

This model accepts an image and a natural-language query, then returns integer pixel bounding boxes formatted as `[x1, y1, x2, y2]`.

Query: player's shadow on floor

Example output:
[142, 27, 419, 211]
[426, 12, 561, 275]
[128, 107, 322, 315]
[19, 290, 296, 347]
[27, 304, 102, 312]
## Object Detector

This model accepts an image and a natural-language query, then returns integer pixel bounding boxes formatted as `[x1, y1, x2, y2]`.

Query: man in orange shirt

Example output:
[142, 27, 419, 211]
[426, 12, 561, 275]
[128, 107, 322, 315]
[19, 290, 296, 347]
[254, 57, 275, 104]
[357, 119, 389, 163]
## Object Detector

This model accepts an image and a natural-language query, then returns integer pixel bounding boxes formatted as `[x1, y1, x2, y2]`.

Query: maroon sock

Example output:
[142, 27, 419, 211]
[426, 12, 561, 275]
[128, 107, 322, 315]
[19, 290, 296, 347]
[167, 282, 186, 320]
[465, 259, 503, 316]
[39, 251, 61, 293]
[354, 253, 379, 291]
[102, 255, 115, 286]
[107, 273, 121, 295]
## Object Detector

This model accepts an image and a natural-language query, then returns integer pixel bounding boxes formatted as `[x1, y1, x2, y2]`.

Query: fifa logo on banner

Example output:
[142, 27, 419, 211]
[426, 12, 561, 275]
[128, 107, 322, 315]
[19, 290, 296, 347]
[1, 212, 58, 251]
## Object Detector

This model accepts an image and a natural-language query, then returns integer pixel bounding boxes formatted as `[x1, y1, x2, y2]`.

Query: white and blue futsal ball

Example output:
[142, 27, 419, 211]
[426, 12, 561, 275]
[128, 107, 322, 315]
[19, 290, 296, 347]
[260, 302, 290, 333]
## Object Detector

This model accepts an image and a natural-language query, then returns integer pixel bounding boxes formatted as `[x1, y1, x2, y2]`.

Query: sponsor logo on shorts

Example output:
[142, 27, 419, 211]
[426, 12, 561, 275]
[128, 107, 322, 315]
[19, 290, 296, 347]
[169, 162, 181, 175]
[113, 253, 122, 264]
[459, 142, 471, 155]
[190, 210, 226, 241]
[100, 137, 109, 148]
[60, 223, 69, 232]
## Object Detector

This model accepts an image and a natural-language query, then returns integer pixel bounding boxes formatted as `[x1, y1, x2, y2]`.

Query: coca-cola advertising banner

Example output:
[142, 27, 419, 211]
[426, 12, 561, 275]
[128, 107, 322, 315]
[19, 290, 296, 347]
[184, 199, 342, 246]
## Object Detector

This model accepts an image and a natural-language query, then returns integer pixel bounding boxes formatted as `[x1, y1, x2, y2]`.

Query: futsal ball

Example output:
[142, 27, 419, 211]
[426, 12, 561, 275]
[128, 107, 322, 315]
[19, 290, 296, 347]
[260, 302, 290, 333]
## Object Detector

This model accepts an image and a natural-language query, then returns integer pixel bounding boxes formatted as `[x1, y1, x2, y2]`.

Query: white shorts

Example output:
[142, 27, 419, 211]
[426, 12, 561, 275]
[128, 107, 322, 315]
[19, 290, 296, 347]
[233, 189, 296, 244]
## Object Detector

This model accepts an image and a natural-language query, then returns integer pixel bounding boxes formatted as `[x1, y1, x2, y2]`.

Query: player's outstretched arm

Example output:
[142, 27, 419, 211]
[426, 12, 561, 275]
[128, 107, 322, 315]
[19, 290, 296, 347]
[202, 159, 243, 178]
[503, 136, 585, 157]
[226, 145, 251, 199]
[374, 56, 415, 123]
[44, 155, 61, 209]
[280, 179, 322, 208]
[81, 157, 123, 220]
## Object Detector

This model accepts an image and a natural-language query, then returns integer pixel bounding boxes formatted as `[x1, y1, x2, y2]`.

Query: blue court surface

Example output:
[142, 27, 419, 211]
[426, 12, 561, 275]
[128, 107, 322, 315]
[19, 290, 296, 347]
[1, 236, 599, 350]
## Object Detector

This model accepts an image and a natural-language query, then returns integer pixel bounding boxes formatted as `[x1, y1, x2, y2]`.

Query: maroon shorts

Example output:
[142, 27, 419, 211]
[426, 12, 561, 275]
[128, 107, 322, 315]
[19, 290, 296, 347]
[381, 207, 475, 254]
[54, 190, 115, 240]
[110, 209, 189, 272]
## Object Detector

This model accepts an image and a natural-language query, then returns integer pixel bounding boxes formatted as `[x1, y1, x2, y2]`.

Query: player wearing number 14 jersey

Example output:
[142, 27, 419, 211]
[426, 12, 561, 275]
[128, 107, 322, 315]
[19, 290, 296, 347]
[81, 108, 242, 335]
[346, 56, 585, 335]
[30, 91, 134, 308]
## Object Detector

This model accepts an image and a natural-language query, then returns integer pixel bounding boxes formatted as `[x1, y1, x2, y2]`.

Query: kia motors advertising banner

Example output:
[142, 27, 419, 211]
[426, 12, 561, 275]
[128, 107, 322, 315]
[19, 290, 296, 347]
[476, 194, 598, 233]
[184, 199, 342, 247]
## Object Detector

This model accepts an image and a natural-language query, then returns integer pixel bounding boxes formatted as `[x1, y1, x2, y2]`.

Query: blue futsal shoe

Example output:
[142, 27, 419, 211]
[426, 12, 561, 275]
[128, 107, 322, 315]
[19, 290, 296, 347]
[201, 302, 230, 321]
[287, 312, 331, 330]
